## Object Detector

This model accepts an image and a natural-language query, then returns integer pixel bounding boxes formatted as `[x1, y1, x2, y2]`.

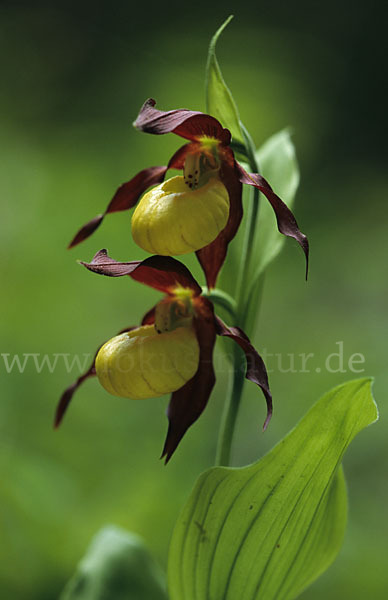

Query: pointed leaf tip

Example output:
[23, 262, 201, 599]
[211, 15, 234, 40]
[206, 16, 243, 145]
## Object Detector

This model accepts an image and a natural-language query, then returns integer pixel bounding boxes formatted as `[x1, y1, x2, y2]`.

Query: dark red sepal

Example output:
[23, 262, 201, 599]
[236, 162, 309, 279]
[161, 297, 217, 463]
[141, 306, 156, 326]
[196, 147, 243, 288]
[215, 316, 273, 430]
[167, 143, 193, 170]
[54, 326, 135, 428]
[54, 358, 97, 428]
[134, 98, 231, 145]
[81, 250, 202, 296]
[68, 166, 168, 249]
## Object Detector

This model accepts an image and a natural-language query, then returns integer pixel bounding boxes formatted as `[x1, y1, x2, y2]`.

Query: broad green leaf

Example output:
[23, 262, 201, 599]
[205, 16, 244, 144]
[61, 526, 167, 600]
[251, 128, 300, 282]
[168, 379, 378, 600]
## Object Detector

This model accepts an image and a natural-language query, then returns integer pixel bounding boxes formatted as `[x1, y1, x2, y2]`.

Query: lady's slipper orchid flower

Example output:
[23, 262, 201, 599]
[55, 250, 272, 462]
[68, 99, 309, 288]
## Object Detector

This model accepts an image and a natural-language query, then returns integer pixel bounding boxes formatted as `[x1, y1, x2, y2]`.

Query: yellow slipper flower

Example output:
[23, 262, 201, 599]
[55, 252, 272, 462]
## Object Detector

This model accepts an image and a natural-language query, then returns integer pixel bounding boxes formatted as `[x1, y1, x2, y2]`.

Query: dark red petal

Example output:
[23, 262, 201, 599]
[54, 359, 96, 428]
[68, 166, 168, 249]
[215, 316, 273, 430]
[141, 306, 156, 325]
[236, 162, 309, 279]
[161, 297, 217, 463]
[196, 148, 243, 288]
[81, 249, 202, 296]
[134, 98, 231, 145]
[54, 326, 135, 428]
[167, 143, 193, 170]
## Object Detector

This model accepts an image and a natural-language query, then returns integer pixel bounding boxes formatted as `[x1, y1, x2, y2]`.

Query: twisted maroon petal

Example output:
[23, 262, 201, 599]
[161, 297, 217, 463]
[134, 98, 231, 145]
[196, 147, 243, 288]
[215, 316, 273, 430]
[54, 326, 135, 428]
[67, 140, 193, 249]
[236, 162, 309, 279]
[81, 250, 202, 296]
[68, 166, 168, 249]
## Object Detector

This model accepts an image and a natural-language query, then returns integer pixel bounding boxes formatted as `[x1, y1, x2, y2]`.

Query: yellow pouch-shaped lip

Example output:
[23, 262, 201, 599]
[131, 175, 229, 255]
[95, 324, 200, 400]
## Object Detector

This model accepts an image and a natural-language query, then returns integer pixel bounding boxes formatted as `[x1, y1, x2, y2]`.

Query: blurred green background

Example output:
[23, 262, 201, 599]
[1, 0, 387, 598]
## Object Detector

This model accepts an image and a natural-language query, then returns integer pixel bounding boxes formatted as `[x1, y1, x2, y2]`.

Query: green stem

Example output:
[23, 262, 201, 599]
[235, 186, 260, 324]
[215, 123, 262, 466]
[241, 271, 266, 333]
[235, 123, 260, 325]
[215, 355, 245, 466]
